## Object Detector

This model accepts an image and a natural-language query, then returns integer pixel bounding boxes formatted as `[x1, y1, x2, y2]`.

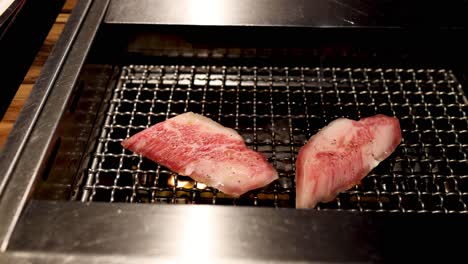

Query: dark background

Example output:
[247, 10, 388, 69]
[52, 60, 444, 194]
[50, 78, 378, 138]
[0, 0, 65, 119]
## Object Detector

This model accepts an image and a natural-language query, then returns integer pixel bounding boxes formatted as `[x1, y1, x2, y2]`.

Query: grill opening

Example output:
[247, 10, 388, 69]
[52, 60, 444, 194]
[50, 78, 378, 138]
[77, 64, 468, 213]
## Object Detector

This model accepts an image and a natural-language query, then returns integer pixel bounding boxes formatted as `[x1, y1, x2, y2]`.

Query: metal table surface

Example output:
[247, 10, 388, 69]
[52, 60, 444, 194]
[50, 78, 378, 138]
[5, 200, 468, 263]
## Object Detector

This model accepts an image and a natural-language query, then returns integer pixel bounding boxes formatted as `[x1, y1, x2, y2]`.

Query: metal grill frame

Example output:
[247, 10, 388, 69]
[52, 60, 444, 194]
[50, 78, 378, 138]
[4, 0, 468, 262]
[81, 64, 468, 213]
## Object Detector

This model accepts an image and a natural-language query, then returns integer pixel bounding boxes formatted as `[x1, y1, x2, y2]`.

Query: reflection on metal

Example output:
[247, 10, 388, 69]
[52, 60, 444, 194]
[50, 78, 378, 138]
[179, 206, 215, 259]
[189, 0, 225, 25]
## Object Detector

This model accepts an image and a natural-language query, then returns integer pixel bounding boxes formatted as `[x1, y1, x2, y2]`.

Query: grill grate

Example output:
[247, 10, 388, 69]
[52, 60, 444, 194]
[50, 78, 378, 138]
[81, 65, 468, 213]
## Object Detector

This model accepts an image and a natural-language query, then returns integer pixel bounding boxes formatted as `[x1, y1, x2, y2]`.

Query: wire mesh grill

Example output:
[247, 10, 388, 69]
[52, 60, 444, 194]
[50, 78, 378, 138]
[81, 65, 468, 213]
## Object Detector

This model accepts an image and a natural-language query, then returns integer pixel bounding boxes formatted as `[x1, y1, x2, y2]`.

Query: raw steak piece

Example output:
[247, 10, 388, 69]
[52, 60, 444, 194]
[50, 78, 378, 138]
[296, 114, 402, 209]
[122, 112, 278, 196]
